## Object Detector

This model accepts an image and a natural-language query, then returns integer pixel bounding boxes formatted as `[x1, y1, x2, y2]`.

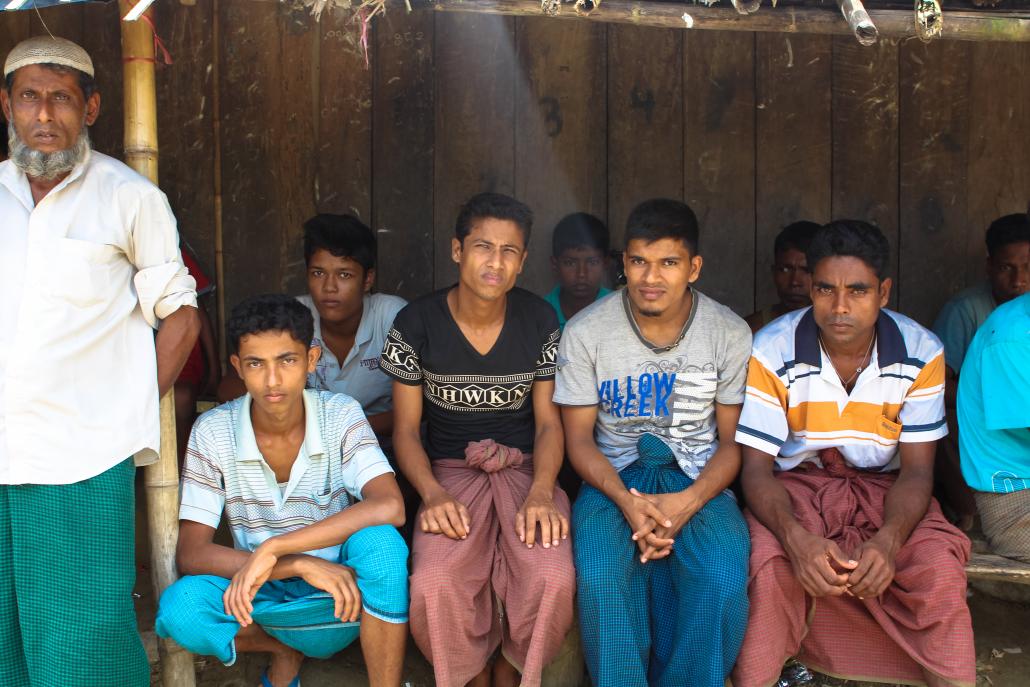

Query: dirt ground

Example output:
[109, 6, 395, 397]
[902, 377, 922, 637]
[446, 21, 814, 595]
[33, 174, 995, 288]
[138, 577, 1030, 687]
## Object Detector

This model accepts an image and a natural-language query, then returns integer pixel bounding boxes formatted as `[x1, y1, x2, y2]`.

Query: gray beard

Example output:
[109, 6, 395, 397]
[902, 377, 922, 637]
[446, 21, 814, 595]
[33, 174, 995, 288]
[7, 121, 91, 181]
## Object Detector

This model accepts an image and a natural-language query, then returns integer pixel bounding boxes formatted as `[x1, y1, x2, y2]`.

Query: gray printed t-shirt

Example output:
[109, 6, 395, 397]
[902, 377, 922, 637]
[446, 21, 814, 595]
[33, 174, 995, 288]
[554, 289, 751, 478]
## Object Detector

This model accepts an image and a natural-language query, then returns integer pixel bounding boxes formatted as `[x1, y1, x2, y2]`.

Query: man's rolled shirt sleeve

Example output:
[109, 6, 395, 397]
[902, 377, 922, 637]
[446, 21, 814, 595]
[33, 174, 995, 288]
[179, 422, 226, 529]
[552, 322, 599, 406]
[735, 353, 790, 457]
[981, 339, 1030, 431]
[129, 188, 198, 328]
[899, 351, 949, 442]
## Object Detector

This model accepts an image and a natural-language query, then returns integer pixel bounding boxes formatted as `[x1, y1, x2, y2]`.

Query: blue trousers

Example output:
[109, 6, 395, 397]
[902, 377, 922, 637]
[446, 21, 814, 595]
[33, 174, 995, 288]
[156, 524, 409, 665]
[573, 435, 750, 687]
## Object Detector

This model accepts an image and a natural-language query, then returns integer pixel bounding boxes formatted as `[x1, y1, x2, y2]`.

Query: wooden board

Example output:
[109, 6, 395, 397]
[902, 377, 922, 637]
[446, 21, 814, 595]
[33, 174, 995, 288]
[373, 9, 435, 301]
[0, 10, 30, 61]
[433, 13, 516, 288]
[898, 40, 972, 327]
[316, 9, 372, 219]
[967, 552, 1030, 586]
[79, 1, 124, 159]
[28, 5, 83, 45]
[965, 41, 1030, 288]
[755, 33, 832, 311]
[150, 0, 216, 277]
[831, 37, 899, 307]
[684, 30, 756, 316]
[0, 11, 31, 160]
[218, 0, 317, 309]
[607, 23, 684, 250]
[514, 17, 606, 294]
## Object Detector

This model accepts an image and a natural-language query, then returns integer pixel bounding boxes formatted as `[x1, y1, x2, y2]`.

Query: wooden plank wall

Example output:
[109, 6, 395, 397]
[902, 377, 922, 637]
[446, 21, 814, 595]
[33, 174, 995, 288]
[3, 3, 1028, 336]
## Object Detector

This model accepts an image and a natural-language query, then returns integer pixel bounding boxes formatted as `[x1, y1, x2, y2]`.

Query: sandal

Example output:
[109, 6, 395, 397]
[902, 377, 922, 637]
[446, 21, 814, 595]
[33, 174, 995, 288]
[259, 669, 301, 687]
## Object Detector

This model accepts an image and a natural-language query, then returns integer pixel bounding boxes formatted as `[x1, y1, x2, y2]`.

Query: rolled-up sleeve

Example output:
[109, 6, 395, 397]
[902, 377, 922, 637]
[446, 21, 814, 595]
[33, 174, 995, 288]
[130, 188, 198, 328]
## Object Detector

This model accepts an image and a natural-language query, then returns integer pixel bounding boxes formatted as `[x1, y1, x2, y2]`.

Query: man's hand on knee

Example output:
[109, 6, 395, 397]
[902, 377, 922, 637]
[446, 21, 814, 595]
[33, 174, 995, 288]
[420, 489, 472, 540]
[515, 485, 569, 549]
[295, 558, 363, 622]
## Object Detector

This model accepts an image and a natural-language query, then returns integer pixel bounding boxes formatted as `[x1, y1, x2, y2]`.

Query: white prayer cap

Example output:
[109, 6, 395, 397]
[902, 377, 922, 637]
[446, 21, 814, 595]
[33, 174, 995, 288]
[4, 36, 94, 80]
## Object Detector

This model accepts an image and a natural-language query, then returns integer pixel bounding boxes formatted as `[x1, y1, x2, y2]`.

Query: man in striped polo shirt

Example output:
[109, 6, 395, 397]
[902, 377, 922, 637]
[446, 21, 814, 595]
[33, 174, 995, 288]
[156, 295, 410, 687]
[731, 221, 975, 687]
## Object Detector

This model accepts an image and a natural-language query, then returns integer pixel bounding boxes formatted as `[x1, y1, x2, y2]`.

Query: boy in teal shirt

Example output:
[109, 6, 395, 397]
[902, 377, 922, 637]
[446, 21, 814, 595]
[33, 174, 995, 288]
[544, 212, 612, 329]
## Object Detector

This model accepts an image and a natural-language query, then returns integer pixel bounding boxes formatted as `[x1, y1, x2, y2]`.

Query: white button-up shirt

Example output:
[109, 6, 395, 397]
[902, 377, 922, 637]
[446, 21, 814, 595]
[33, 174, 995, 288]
[0, 150, 197, 485]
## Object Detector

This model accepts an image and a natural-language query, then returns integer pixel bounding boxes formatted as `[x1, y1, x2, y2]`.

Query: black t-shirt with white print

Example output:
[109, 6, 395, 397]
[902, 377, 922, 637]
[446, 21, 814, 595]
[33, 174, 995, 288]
[379, 286, 560, 459]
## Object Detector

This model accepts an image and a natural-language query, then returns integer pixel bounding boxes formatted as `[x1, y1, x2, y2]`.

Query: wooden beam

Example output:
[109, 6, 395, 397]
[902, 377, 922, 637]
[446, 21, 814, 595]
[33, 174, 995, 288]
[427, 0, 1030, 42]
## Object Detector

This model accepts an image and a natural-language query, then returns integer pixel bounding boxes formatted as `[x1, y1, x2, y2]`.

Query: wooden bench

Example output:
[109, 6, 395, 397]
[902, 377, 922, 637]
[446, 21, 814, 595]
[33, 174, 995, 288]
[967, 537, 1030, 586]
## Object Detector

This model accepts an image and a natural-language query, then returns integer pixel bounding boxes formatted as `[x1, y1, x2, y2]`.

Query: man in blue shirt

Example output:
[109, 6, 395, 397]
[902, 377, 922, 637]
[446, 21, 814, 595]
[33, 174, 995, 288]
[958, 292, 1030, 562]
[933, 213, 1029, 527]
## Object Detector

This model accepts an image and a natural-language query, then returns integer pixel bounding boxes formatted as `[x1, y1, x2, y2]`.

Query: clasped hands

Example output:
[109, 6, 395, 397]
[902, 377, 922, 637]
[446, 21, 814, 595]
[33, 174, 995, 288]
[223, 547, 363, 627]
[784, 527, 897, 600]
[620, 487, 700, 563]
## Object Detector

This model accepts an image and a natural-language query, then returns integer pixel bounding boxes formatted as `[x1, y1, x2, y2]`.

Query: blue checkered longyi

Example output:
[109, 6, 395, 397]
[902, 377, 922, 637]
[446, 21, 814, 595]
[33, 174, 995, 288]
[573, 433, 750, 687]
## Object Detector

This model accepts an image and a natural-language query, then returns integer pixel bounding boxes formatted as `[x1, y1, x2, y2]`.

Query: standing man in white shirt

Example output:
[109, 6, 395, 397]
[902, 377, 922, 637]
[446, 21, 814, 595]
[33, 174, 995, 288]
[1, 37, 199, 686]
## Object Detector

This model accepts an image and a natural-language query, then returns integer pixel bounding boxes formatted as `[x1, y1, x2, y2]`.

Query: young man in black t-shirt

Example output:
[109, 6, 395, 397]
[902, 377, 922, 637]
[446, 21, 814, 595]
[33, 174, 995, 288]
[381, 193, 575, 687]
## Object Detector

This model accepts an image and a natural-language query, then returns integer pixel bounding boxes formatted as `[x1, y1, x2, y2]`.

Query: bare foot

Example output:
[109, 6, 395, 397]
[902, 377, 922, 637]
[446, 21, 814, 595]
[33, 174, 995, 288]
[266, 646, 303, 687]
[492, 656, 520, 687]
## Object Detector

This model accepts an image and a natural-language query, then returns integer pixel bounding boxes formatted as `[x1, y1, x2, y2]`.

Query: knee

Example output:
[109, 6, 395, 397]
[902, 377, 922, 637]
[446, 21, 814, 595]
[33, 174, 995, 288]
[698, 563, 748, 608]
[350, 526, 409, 587]
[575, 553, 624, 602]
[409, 558, 461, 602]
[534, 554, 577, 601]
[156, 575, 224, 638]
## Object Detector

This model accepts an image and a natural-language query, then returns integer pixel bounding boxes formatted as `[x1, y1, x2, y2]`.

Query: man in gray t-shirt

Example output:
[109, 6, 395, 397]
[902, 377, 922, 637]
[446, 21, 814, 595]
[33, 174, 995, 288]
[556, 289, 750, 479]
[554, 199, 752, 687]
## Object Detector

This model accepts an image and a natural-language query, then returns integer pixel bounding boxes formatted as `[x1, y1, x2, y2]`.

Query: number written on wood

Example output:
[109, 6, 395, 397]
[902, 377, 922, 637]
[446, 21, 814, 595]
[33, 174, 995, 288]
[539, 96, 563, 138]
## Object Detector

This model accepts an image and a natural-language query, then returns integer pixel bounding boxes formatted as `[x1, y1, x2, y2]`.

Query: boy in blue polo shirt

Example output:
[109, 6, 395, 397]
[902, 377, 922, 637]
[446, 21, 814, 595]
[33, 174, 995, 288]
[958, 292, 1030, 562]
[157, 295, 409, 687]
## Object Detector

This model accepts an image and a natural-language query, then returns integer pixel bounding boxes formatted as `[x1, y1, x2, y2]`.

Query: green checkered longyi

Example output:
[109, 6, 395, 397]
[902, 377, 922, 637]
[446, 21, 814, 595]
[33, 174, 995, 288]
[0, 458, 149, 687]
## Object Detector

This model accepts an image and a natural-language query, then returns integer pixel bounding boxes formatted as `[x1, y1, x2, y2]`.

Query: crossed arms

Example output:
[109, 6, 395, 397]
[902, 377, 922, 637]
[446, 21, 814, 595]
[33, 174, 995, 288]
[175, 473, 404, 626]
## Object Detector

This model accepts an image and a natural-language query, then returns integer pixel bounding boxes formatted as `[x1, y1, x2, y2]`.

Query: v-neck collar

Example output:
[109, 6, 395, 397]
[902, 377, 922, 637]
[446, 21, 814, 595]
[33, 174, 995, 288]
[442, 285, 509, 358]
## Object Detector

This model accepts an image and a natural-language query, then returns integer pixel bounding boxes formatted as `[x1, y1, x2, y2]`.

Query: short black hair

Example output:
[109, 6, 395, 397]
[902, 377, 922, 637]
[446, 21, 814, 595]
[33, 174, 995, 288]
[454, 192, 533, 245]
[807, 220, 890, 280]
[302, 214, 376, 273]
[773, 221, 820, 257]
[552, 212, 609, 258]
[625, 198, 700, 255]
[228, 294, 314, 355]
[985, 213, 1030, 257]
[4, 63, 97, 101]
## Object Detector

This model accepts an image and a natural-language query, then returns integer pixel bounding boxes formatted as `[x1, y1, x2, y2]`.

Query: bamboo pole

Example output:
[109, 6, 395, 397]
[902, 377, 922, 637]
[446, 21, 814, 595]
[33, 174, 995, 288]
[119, 4, 198, 686]
[427, 0, 1030, 42]
[213, 0, 227, 370]
[838, 0, 879, 45]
